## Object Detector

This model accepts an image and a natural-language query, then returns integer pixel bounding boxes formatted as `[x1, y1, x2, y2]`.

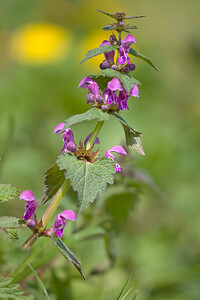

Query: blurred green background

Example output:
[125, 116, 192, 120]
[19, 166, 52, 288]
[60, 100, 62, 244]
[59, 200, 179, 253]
[0, 0, 200, 299]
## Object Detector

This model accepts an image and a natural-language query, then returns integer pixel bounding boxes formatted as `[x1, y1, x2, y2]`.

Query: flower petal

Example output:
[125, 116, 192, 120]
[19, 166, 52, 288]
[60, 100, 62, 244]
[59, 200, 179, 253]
[79, 77, 94, 89]
[130, 84, 139, 97]
[99, 40, 110, 47]
[107, 145, 127, 156]
[122, 34, 136, 45]
[107, 78, 123, 92]
[20, 190, 36, 201]
[54, 123, 65, 134]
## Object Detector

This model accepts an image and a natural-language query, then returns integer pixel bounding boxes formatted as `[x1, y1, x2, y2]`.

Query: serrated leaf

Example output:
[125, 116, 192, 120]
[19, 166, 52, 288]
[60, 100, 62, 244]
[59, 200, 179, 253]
[42, 164, 65, 204]
[5, 228, 19, 240]
[0, 278, 31, 300]
[96, 9, 115, 19]
[81, 44, 119, 64]
[64, 108, 110, 130]
[114, 114, 145, 155]
[0, 184, 18, 203]
[0, 216, 22, 228]
[27, 263, 49, 300]
[129, 48, 160, 72]
[101, 69, 141, 92]
[57, 154, 116, 215]
[51, 234, 86, 281]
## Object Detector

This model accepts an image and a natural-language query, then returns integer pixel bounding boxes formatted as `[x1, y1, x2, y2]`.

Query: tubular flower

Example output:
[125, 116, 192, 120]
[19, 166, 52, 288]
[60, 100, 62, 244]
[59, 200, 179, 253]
[54, 124, 76, 154]
[105, 145, 127, 172]
[99, 39, 115, 69]
[48, 210, 77, 237]
[79, 77, 102, 104]
[20, 190, 37, 221]
[118, 34, 136, 65]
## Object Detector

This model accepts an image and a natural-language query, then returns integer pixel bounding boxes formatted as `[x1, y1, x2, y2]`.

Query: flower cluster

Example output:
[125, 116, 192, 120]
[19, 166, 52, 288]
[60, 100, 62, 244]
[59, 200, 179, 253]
[79, 77, 138, 112]
[20, 190, 76, 238]
[54, 123, 127, 172]
[79, 34, 139, 112]
[100, 34, 136, 73]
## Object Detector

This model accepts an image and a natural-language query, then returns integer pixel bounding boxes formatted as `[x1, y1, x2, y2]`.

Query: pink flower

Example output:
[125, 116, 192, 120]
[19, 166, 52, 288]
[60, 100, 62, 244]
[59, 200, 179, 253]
[105, 146, 127, 172]
[48, 210, 77, 238]
[20, 190, 37, 221]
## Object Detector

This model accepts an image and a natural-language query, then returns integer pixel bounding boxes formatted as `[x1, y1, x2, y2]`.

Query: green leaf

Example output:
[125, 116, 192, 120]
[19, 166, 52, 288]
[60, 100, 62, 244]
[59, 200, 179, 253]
[0, 216, 22, 228]
[57, 154, 116, 215]
[0, 184, 18, 203]
[116, 274, 133, 300]
[129, 48, 160, 72]
[81, 44, 119, 64]
[5, 228, 19, 240]
[64, 108, 110, 130]
[51, 235, 86, 281]
[114, 114, 145, 156]
[101, 69, 141, 92]
[42, 164, 65, 204]
[0, 278, 31, 300]
[125, 15, 146, 19]
[96, 9, 116, 19]
[103, 25, 137, 31]
[27, 262, 49, 300]
[89, 75, 111, 91]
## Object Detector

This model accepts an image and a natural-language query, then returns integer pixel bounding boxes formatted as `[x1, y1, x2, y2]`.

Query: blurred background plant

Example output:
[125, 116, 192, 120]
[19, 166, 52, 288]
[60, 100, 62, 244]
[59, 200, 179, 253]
[0, 0, 200, 299]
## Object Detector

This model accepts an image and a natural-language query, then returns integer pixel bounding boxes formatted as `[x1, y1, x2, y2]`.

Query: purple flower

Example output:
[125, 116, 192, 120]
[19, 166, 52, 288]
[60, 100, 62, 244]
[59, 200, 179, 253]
[79, 77, 101, 104]
[105, 146, 127, 172]
[20, 190, 37, 221]
[103, 78, 123, 107]
[99, 38, 115, 68]
[48, 210, 77, 238]
[118, 34, 136, 65]
[84, 132, 100, 147]
[54, 124, 76, 154]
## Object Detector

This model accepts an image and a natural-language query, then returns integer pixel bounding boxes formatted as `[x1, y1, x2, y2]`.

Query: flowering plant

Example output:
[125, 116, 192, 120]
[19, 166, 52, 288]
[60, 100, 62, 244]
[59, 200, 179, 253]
[0, 9, 159, 295]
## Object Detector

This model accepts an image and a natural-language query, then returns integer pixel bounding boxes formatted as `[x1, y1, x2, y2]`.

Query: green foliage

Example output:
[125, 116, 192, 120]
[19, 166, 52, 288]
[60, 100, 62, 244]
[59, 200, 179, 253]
[27, 262, 49, 300]
[0, 184, 18, 203]
[101, 69, 141, 92]
[81, 44, 119, 64]
[114, 114, 145, 155]
[0, 278, 31, 300]
[103, 25, 137, 31]
[90, 75, 112, 91]
[0, 216, 23, 229]
[51, 234, 86, 281]
[64, 108, 110, 130]
[129, 48, 160, 72]
[4, 229, 19, 240]
[96, 9, 116, 19]
[57, 154, 116, 215]
[42, 164, 65, 204]
[116, 275, 137, 300]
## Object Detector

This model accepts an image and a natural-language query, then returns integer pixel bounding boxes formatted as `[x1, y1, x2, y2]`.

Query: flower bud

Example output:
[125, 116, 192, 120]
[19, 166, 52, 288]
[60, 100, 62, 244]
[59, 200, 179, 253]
[129, 63, 136, 71]
[96, 95, 103, 103]
[67, 141, 77, 154]
[112, 64, 118, 70]
[27, 219, 36, 228]
[100, 60, 110, 69]
[109, 34, 117, 43]
[123, 66, 130, 73]
[86, 93, 95, 103]
[101, 104, 108, 111]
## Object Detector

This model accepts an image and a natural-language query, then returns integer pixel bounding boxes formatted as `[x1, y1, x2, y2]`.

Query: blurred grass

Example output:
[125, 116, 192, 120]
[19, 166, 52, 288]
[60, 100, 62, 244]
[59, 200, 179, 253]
[0, 0, 200, 299]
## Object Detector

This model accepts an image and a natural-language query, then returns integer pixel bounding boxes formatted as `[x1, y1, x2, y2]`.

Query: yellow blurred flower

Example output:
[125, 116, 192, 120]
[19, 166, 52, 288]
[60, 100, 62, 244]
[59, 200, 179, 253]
[10, 23, 72, 64]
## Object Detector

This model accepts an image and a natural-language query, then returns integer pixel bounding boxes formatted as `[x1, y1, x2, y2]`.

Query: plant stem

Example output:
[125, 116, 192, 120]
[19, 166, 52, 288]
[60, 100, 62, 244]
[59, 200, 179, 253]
[23, 179, 70, 250]
[86, 121, 104, 150]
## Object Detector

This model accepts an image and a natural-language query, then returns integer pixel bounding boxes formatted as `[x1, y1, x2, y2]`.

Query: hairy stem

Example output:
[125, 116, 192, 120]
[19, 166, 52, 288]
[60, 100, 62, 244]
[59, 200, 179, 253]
[86, 121, 104, 150]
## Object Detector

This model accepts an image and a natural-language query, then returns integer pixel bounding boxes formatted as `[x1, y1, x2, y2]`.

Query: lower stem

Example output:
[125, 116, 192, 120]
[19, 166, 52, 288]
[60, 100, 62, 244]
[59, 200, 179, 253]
[86, 121, 104, 150]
